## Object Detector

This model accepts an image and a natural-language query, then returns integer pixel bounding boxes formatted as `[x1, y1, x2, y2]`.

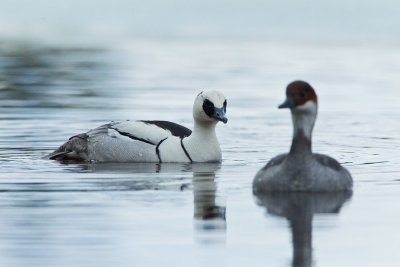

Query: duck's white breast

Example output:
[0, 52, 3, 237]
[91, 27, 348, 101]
[158, 137, 191, 163]
[182, 136, 222, 162]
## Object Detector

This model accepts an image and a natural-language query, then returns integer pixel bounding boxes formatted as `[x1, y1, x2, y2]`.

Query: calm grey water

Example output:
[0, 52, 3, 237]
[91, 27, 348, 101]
[1, 39, 400, 266]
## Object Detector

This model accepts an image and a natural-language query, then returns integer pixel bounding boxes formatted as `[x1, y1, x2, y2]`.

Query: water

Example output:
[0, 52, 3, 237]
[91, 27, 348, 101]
[1, 0, 400, 263]
[0, 40, 399, 267]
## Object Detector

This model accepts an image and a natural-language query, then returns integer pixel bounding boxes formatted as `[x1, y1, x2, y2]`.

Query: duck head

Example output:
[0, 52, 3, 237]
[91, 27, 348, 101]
[193, 90, 228, 124]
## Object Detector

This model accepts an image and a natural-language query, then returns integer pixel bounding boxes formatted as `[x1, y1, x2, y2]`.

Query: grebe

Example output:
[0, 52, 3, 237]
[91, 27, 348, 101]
[253, 81, 353, 192]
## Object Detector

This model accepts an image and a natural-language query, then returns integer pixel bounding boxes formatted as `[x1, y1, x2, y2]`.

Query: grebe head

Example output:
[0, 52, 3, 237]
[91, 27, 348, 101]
[193, 90, 228, 124]
[278, 81, 318, 114]
[279, 81, 318, 140]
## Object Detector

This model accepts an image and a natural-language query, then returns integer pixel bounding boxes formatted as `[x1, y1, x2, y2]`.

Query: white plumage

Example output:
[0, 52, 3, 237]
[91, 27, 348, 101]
[48, 90, 228, 163]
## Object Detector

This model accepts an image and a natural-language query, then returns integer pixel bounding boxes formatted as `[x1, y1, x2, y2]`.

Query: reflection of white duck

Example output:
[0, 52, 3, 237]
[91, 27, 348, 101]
[192, 163, 226, 243]
[253, 81, 353, 192]
[48, 91, 227, 163]
[192, 163, 226, 223]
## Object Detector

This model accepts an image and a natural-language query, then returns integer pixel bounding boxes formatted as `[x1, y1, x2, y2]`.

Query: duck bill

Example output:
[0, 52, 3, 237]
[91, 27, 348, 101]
[213, 108, 228, 123]
[278, 98, 295, 109]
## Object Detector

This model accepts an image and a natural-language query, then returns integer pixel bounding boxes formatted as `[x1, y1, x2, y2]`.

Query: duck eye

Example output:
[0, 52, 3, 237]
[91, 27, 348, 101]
[204, 99, 213, 107]
[300, 92, 306, 98]
[202, 99, 215, 117]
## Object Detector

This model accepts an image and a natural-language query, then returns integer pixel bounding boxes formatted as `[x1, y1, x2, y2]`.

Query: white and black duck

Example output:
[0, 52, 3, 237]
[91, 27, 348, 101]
[48, 90, 228, 163]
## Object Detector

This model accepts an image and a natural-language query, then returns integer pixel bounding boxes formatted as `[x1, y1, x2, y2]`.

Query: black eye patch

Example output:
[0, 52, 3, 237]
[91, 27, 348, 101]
[202, 99, 215, 117]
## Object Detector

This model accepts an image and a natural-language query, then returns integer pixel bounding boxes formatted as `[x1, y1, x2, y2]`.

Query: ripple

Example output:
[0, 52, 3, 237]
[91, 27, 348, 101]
[0, 41, 399, 267]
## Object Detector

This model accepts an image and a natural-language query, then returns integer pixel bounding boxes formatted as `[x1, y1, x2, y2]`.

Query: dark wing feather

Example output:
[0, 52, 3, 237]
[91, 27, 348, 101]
[314, 154, 342, 171]
[260, 154, 287, 171]
[140, 120, 192, 139]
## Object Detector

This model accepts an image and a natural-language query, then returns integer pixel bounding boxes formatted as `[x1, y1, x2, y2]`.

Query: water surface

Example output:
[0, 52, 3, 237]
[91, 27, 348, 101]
[0, 41, 399, 267]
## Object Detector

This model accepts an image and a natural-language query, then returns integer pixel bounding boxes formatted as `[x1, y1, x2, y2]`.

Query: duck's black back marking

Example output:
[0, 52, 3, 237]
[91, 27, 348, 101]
[141, 120, 192, 139]
[156, 138, 168, 163]
[112, 127, 156, 145]
[180, 139, 193, 163]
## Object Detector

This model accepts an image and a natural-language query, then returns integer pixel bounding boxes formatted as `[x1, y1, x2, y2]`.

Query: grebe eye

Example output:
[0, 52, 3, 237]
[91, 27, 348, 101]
[300, 92, 306, 97]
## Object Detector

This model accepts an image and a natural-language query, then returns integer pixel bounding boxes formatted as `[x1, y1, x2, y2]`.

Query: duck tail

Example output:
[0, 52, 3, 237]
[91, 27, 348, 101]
[47, 133, 89, 162]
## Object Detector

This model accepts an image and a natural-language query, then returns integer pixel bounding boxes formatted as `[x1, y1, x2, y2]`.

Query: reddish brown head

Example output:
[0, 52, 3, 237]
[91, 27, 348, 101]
[279, 81, 318, 109]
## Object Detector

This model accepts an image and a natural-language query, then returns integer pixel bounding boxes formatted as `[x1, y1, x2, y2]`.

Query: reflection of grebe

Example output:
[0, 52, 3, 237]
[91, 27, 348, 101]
[48, 91, 227, 163]
[254, 192, 352, 267]
[254, 81, 353, 192]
